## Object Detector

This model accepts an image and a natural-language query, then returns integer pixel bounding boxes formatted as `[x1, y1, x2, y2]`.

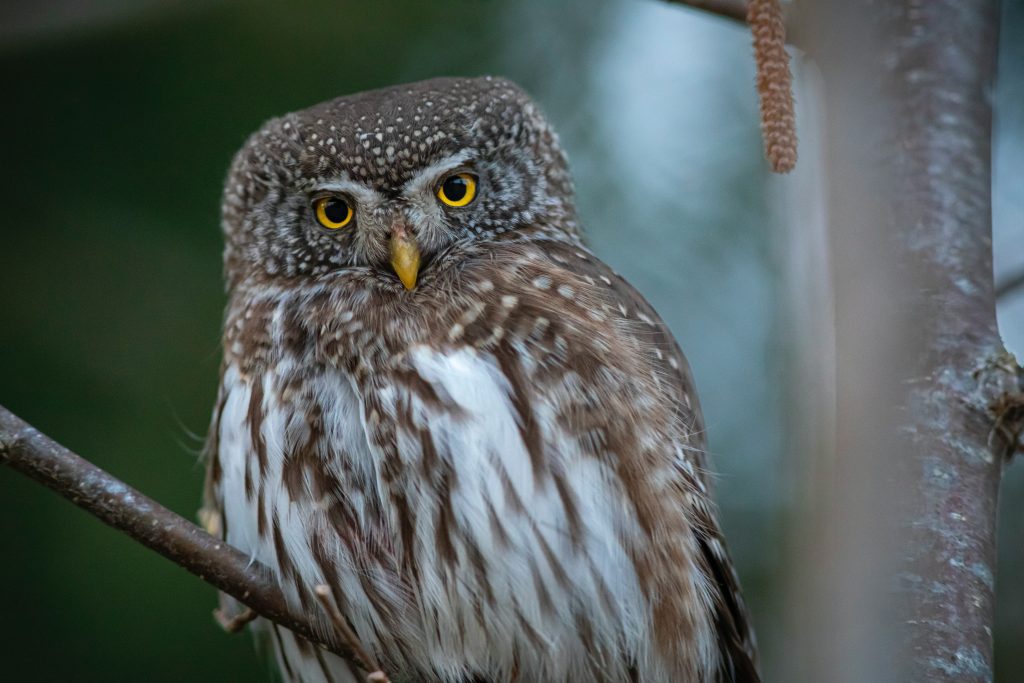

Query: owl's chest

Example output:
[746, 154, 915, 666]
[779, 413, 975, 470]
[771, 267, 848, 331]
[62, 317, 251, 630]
[214, 345, 655, 679]
[216, 360, 382, 568]
[216, 349, 538, 576]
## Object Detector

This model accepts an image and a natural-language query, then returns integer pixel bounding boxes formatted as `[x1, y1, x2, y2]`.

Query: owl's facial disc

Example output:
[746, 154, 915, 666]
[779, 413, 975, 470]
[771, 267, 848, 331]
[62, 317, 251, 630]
[310, 155, 475, 290]
[221, 77, 583, 288]
[370, 154, 480, 290]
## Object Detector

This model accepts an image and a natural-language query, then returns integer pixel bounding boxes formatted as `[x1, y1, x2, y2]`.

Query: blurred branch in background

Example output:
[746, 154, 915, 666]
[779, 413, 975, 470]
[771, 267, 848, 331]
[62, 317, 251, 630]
[998, 268, 1024, 300]
[0, 404, 363, 672]
[662, 0, 748, 23]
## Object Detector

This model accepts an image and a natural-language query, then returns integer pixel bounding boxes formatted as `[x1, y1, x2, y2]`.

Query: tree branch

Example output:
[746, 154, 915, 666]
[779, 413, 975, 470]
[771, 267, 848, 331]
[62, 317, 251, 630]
[0, 404, 359, 669]
[661, 0, 748, 23]
[315, 585, 391, 683]
[997, 268, 1024, 300]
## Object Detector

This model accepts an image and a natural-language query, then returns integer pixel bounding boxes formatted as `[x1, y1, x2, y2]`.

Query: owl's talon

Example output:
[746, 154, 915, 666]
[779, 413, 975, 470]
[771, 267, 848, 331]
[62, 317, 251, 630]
[214, 606, 257, 633]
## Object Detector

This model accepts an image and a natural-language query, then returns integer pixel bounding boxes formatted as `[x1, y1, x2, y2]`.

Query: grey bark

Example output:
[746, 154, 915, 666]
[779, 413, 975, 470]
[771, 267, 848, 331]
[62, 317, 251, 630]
[890, 1, 1018, 674]
[788, 1, 1022, 681]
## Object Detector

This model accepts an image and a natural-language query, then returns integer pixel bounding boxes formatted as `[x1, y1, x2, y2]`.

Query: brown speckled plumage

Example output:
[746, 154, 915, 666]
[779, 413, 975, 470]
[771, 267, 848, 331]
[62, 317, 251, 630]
[204, 76, 758, 683]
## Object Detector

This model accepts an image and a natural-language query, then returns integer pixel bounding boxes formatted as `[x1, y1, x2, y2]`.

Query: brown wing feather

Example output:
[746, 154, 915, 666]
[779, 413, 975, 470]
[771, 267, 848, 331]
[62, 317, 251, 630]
[542, 240, 761, 682]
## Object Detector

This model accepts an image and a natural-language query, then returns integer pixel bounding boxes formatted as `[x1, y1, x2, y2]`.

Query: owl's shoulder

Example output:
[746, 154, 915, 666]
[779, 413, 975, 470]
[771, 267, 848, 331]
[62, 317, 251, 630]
[438, 238, 705, 435]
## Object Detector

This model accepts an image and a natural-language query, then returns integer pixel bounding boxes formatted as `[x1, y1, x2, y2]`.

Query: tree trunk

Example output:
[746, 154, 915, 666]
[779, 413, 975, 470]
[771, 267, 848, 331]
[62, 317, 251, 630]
[787, 1, 1020, 681]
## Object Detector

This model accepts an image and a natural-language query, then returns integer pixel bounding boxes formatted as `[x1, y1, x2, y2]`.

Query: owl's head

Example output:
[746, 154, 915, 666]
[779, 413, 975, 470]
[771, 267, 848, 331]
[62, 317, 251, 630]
[222, 76, 579, 290]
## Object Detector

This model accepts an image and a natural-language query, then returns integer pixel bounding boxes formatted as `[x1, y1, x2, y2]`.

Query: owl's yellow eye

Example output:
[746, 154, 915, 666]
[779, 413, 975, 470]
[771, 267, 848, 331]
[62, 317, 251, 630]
[437, 173, 478, 207]
[314, 197, 353, 229]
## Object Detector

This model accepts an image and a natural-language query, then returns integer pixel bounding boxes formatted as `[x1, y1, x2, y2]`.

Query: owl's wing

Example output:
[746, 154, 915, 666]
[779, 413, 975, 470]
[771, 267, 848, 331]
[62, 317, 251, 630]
[200, 367, 275, 643]
[199, 367, 239, 621]
[200, 365, 227, 541]
[538, 240, 760, 683]
[363, 238, 760, 681]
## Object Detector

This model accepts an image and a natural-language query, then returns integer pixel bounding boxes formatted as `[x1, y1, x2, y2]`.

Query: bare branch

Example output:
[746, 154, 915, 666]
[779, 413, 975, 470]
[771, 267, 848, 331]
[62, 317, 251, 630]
[0, 404, 359, 668]
[315, 585, 391, 683]
[997, 268, 1024, 300]
[661, 0, 748, 23]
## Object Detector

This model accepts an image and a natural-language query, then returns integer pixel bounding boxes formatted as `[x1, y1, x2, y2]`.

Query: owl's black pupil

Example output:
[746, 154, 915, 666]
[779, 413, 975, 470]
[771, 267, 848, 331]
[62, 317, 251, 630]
[323, 199, 349, 223]
[443, 176, 468, 201]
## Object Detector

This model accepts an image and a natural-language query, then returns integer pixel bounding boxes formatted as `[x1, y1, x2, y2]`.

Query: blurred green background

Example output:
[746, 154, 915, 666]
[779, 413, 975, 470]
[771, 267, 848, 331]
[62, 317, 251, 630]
[1, 1, 1021, 681]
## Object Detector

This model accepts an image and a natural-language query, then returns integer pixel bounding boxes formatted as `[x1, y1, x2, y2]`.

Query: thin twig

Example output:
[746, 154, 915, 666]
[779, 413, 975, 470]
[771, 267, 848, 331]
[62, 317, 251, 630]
[664, 0, 798, 171]
[0, 404, 359, 669]
[314, 585, 391, 683]
[996, 268, 1024, 300]
[662, 0, 749, 23]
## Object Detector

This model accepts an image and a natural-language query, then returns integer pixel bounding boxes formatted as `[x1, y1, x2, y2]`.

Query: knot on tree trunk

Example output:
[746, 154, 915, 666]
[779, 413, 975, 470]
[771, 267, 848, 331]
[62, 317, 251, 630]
[978, 350, 1024, 461]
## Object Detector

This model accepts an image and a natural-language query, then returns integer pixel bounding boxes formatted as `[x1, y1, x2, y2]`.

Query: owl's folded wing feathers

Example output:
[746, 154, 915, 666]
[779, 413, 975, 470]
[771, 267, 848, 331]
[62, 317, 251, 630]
[530, 239, 760, 683]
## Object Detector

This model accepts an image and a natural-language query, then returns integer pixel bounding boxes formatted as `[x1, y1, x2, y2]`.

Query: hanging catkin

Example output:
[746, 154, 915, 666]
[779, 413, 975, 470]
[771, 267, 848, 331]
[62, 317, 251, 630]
[748, 0, 797, 173]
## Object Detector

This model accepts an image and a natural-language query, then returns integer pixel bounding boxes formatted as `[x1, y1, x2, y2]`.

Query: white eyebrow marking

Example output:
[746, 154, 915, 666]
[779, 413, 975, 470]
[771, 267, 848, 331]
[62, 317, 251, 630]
[402, 150, 475, 198]
[313, 177, 382, 205]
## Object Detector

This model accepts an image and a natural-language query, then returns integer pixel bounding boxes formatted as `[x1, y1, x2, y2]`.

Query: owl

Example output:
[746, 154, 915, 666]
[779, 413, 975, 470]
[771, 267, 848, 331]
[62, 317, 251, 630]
[202, 76, 759, 683]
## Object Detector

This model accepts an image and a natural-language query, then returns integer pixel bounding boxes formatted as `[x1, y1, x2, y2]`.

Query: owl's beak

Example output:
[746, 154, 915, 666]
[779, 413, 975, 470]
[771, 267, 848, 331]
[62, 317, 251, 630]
[389, 232, 420, 290]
